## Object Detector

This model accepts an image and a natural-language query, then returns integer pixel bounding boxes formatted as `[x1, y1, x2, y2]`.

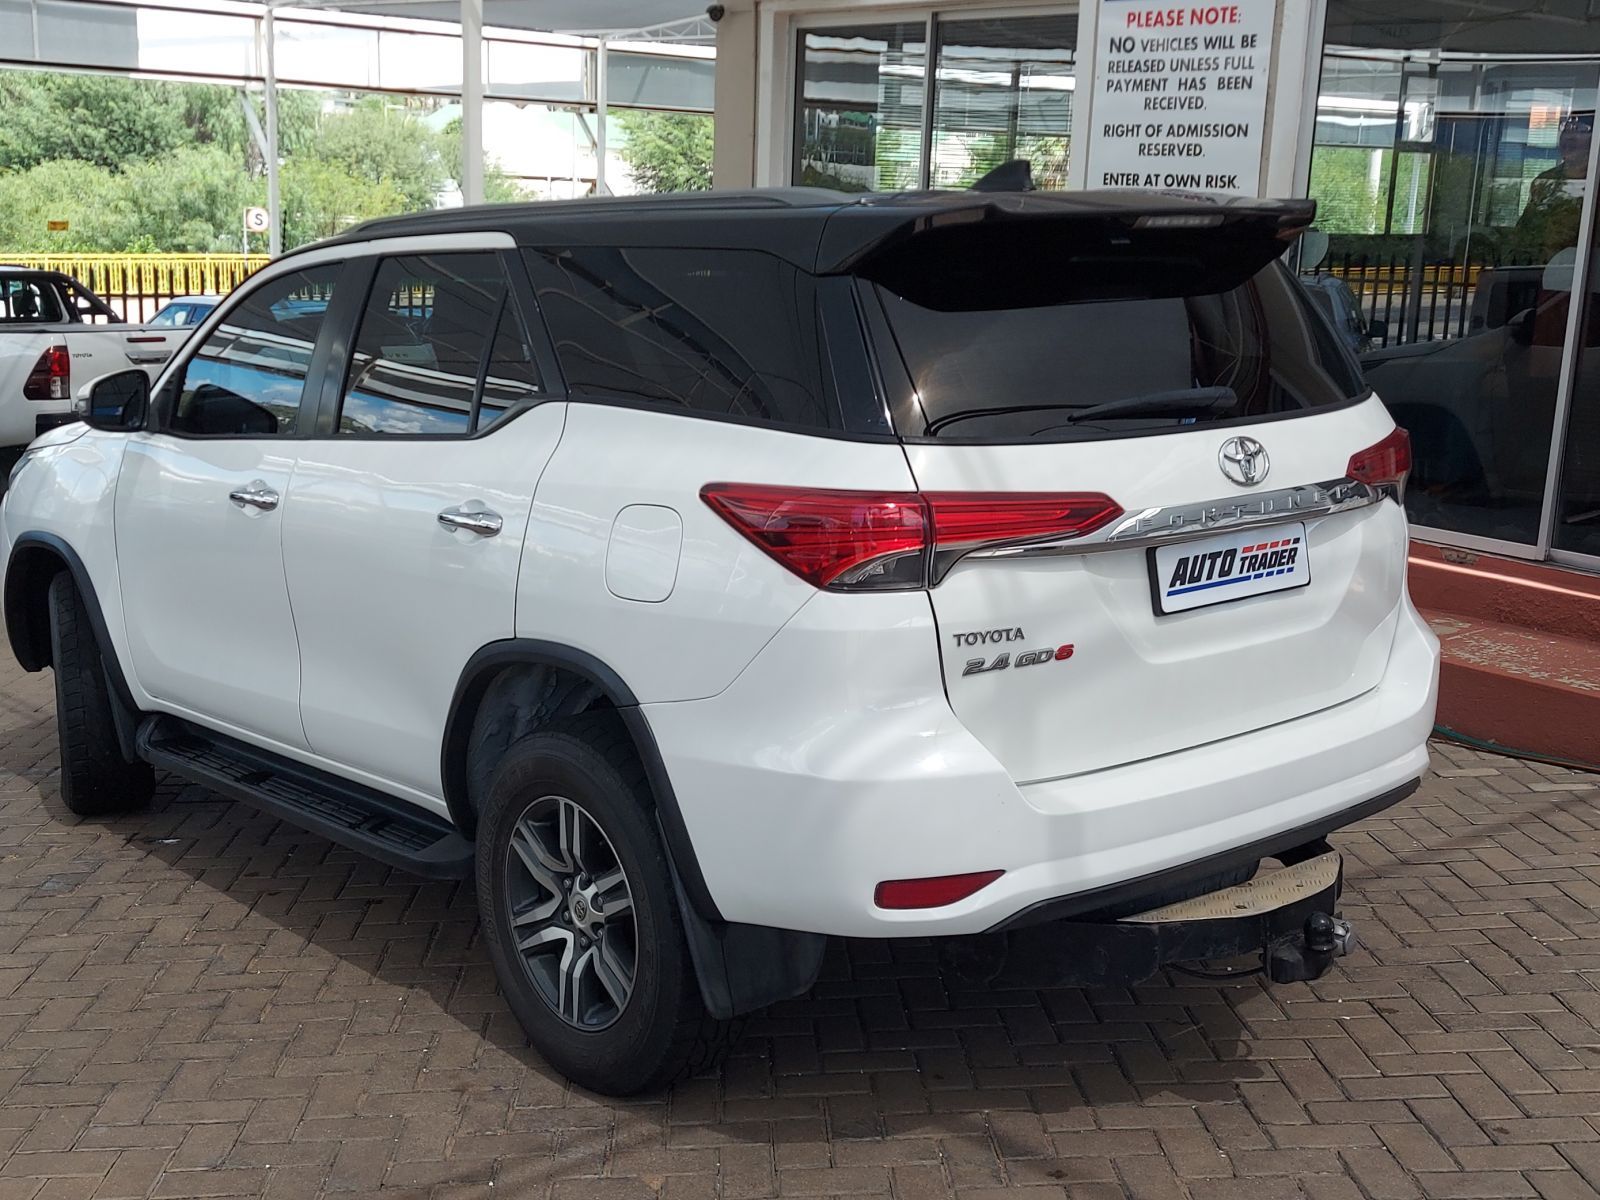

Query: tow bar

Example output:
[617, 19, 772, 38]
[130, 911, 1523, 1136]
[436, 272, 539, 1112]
[1267, 910, 1358, 983]
[941, 843, 1356, 988]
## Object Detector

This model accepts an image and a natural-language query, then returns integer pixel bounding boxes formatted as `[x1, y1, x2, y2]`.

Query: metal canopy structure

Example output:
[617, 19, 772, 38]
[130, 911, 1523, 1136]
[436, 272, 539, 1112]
[257, 0, 709, 254]
[274, 1, 714, 36]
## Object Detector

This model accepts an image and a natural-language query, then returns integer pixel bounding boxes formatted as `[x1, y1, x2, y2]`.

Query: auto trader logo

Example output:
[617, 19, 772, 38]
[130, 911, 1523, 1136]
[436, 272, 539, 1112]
[1165, 535, 1302, 596]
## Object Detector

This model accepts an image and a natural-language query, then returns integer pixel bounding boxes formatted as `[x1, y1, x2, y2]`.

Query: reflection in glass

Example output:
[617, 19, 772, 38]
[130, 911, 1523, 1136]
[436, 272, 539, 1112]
[796, 23, 926, 192]
[340, 254, 540, 437]
[930, 16, 1076, 190]
[1555, 246, 1600, 559]
[1326, 0, 1600, 57]
[1307, 54, 1599, 544]
[175, 267, 339, 438]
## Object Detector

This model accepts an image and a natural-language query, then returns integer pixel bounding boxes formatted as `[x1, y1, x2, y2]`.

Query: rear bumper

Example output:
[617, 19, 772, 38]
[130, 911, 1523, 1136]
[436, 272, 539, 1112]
[991, 779, 1413, 931]
[34, 412, 77, 438]
[647, 592, 1439, 939]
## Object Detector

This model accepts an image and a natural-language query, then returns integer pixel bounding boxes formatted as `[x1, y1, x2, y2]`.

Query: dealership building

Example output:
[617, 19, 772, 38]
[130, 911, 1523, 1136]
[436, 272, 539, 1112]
[708, 0, 1600, 766]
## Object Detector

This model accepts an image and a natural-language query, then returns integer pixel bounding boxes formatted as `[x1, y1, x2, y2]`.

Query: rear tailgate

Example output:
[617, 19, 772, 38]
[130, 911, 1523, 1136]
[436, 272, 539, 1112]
[845, 193, 1411, 784]
[902, 404, 1406, 783]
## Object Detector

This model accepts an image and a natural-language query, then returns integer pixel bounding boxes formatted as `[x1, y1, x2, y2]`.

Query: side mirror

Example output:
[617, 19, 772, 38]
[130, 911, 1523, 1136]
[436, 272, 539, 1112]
[1367, 317, 1389, 341]
[76, 369, 149, 432]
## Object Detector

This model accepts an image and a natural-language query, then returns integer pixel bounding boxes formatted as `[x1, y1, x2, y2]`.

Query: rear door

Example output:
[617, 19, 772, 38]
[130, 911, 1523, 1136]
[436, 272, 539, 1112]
[856, 211, 1409, 784]
[279, 245, 562, 804]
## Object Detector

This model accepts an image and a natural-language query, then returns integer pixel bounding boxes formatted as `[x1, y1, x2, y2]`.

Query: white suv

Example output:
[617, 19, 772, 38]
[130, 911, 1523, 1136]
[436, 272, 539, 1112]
[1, 189, 1439, 1094]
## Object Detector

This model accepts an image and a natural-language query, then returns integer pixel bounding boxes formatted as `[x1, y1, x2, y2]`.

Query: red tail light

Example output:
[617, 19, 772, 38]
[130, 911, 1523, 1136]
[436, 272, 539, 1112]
[875, 870, 1004, 910]
[23, 344, 69, 401]
[926, 491, 1125, 552]
[1347, 427, 1411, 494]
[699, 485, 929, 589]
[700, 484, 1123, 590]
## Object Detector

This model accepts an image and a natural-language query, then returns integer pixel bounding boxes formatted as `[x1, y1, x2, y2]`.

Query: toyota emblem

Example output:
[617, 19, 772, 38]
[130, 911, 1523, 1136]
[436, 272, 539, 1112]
[1218, 436, 1270, 487]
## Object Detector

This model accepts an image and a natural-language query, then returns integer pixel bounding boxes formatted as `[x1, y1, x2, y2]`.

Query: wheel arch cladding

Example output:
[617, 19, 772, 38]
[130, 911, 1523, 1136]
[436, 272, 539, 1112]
[3, 542, 61, 672]
[6, 533, 142, 762]
[441, 640, 721, 920]
[5, 534, 132, 707]
[442, 639, 827, 1019]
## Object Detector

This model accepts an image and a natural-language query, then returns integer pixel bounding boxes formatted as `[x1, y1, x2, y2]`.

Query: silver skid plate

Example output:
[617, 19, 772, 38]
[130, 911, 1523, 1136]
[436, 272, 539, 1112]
[1118, 852, 1341, 924]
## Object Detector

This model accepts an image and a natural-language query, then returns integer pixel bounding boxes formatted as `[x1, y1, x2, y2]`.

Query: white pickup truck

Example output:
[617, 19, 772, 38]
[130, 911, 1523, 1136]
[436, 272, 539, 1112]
[1, 268, 192, 454]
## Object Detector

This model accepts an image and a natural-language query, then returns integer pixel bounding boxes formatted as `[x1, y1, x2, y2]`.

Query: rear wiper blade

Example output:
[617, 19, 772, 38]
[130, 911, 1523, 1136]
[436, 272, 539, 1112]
[1064, 386, 1240, 424]
[924, 403, 1075, 435]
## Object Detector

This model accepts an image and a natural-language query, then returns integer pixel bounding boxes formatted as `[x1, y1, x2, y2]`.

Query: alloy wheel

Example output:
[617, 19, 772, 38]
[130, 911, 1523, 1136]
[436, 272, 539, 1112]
[504, 795, 638, 1030]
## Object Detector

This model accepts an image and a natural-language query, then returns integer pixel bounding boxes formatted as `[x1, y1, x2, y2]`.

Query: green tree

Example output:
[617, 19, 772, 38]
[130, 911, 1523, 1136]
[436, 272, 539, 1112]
[0, 69, 531, 252]
[125, 147, 258, 252]
[281, 157, 408, 245]
[308, 97, 449, 210]
[0, 159, 135, 251]
[0, 74, 190, 172]
[617, 110, 714, 193]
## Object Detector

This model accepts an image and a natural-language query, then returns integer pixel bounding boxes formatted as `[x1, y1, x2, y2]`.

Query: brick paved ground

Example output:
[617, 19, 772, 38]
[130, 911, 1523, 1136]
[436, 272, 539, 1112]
[1, 649, 1599, 1199]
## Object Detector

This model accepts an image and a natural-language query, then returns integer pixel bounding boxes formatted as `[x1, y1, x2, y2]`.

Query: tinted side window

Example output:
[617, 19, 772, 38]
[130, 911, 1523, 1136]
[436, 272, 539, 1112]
[172, 265, 340, 437]
[339, 253, 541, 437]
[523, 246, 838, 430]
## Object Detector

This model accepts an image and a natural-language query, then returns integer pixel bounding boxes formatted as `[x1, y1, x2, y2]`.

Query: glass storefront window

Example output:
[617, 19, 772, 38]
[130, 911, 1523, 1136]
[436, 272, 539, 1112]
[1554, 226, 1600, 560]
[929, 15, 1076, 189]
[796, 23, 927, 192]
[795, 12, 1079, 193]
[1308, 53, 1600, 545]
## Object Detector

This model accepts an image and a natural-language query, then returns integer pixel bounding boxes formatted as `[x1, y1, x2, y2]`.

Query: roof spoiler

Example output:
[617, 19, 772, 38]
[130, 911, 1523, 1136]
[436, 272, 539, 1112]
[816, 193, 1318, 277]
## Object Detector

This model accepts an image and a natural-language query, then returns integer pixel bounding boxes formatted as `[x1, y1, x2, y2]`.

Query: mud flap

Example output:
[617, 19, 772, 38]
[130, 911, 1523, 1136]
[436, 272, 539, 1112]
[668, 854, 827, 1019]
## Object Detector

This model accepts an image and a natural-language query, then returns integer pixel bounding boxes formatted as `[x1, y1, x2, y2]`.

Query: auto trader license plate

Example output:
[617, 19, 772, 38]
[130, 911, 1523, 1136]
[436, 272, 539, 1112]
[1151, 523, 1310, 615]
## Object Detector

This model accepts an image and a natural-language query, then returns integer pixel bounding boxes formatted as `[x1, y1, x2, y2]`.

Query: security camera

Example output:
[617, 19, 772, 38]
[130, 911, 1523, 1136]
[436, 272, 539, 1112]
[706, 4, 725, 20]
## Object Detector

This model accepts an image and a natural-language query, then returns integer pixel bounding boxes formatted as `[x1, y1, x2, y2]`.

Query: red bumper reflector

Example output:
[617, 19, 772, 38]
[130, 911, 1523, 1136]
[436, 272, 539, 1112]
[874, 870, 1004, 910]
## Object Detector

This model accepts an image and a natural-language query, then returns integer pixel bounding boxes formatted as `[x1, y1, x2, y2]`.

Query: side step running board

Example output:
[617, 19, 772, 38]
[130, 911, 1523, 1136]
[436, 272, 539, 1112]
[137, 714, 474, 879]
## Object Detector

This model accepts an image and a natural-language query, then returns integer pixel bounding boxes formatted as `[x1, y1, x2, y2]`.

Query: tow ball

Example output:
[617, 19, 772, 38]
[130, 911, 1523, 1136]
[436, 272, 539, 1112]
[1266, 912, 1357, 983]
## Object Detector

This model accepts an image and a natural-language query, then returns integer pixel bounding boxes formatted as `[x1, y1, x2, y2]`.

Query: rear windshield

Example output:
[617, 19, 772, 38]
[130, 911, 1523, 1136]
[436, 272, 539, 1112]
[0, 278, 64, 324]
[871, 258, 1367, 442]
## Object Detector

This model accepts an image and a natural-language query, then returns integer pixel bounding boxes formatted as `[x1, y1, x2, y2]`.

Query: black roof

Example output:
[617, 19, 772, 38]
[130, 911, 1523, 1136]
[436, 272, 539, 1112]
[319, 188, 1316, 275]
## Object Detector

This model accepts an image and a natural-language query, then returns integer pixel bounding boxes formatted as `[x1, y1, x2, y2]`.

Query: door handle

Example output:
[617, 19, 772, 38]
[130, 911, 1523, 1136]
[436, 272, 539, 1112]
[228, 481, 280, 512]
[437, 507, 503, 537]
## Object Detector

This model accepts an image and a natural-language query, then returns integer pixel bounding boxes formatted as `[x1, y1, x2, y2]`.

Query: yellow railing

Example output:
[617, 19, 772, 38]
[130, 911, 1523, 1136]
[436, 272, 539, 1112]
[1, 253, 269, 303]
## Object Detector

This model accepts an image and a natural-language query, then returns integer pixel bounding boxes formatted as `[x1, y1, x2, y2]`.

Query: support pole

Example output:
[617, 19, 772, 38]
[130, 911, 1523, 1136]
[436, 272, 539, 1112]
[264, 6, 281, 256]
[461, 0, 485, 205]
[595, 35, 609, 195]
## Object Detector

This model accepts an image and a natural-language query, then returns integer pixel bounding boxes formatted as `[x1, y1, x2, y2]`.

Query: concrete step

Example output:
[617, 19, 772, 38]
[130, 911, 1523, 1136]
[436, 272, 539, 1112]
[1410, 541, 1600, 641]
[1406, 539, 1600, 768]
[1426, 612, 1600, 769]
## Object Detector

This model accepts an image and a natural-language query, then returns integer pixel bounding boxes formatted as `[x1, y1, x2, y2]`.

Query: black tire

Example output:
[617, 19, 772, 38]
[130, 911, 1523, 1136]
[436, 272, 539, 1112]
[475, 713, 735, 1094]
[46, 572, 154, 816]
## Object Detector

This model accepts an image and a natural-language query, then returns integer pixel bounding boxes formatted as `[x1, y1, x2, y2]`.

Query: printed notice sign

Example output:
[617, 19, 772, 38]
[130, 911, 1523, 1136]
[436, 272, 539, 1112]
[1085, 0, 1274, 194]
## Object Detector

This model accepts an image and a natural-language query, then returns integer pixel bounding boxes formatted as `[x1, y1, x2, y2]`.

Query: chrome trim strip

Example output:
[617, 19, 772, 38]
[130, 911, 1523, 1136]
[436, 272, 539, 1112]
[935, 479, 1384, 583]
